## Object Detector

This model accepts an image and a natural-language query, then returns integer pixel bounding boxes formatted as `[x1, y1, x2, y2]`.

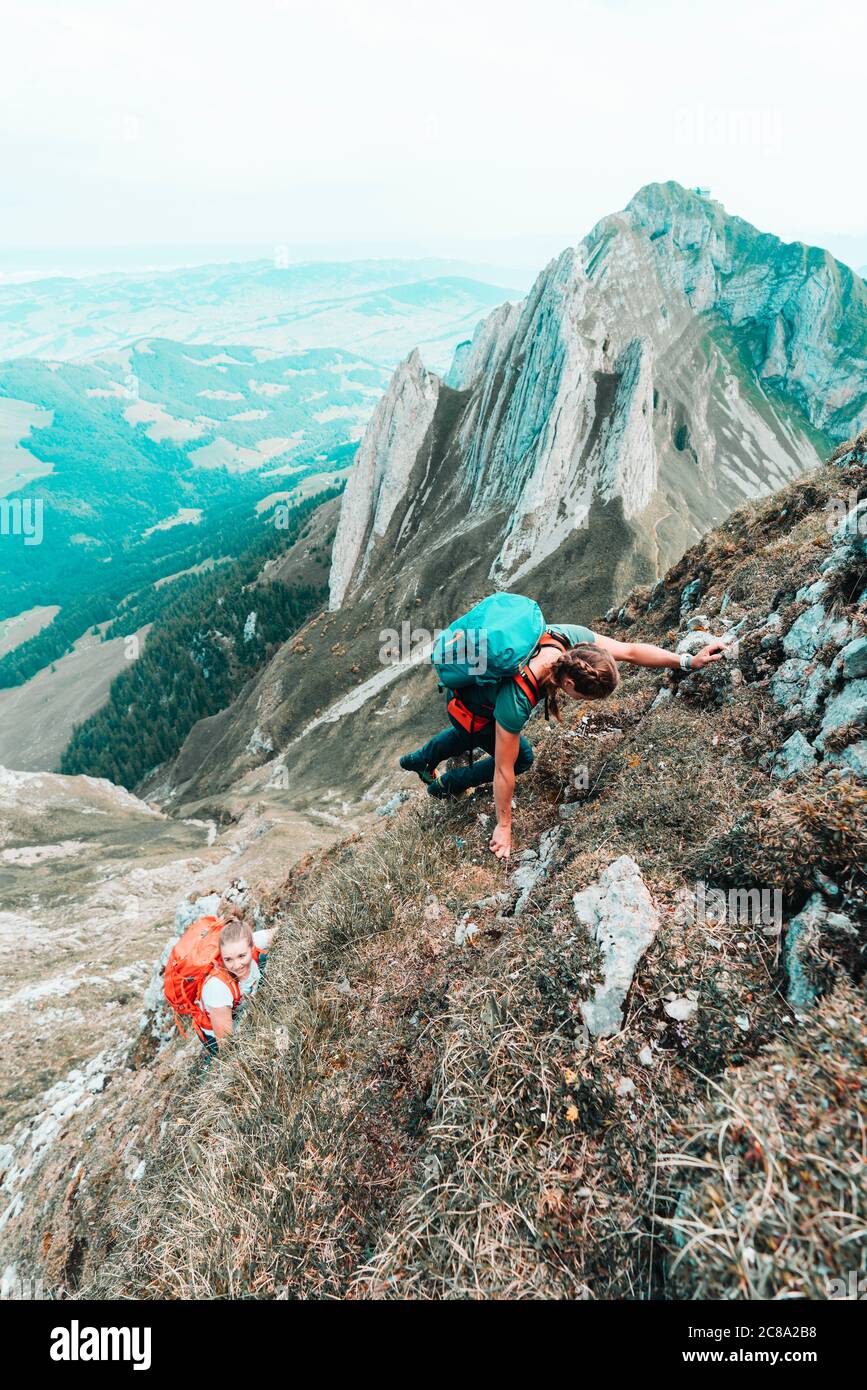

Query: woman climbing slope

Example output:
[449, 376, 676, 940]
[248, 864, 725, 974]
[399, 594, 725, 861]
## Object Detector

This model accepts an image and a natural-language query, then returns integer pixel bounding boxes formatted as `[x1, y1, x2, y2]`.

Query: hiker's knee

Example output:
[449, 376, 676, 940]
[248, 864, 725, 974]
[515, 740, 534, 774]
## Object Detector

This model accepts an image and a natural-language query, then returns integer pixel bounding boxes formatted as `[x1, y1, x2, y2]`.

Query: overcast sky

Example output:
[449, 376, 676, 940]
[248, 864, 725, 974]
[1, 0, 865, 271]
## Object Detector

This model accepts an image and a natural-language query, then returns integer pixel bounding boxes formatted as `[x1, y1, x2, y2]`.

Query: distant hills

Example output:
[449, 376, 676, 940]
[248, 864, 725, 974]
[0, 258, 521, 373]
[0, 260, 519, 771]
[0, 339, 383, 631]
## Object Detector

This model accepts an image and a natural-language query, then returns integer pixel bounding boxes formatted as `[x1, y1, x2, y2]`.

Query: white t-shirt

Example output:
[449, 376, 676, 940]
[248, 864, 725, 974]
[200, 930, 270, 1034]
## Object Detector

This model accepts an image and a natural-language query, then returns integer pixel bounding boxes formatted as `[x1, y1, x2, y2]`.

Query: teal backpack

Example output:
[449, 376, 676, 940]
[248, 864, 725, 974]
[431, 593, 546, 693]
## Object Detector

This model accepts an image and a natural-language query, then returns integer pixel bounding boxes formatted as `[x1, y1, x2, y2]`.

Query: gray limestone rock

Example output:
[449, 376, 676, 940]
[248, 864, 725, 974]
[771, 659, 829, 716]
[836, 635, 867, 681]
[573, 855, 659, 1037]
[680, 579, 702, 615]
[824, 741, 867, 779]
[815, 680, 867, 751]
[512, 827, 563, 915]
[783, 603, 850, 661]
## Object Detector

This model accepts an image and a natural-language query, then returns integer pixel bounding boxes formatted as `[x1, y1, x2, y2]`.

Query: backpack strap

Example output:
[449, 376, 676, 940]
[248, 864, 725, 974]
[536, 628, 572, 655]
[192, 964, 244, 1038]
[512, 628, 572, 720]
[513, 665, 543, 706]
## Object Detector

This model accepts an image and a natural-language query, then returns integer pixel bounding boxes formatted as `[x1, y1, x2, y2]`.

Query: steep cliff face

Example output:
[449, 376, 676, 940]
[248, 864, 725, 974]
[624, 182, 867, 441]
[330, 181, 865, 602]
[329, 350, 441, 609]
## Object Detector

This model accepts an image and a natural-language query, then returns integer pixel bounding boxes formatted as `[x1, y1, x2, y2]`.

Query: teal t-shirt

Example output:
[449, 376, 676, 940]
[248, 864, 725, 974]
[454, 623, 596, 735]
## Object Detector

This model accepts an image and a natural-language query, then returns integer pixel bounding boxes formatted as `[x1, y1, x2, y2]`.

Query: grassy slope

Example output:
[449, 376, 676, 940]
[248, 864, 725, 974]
[7, 444, 866, 1301]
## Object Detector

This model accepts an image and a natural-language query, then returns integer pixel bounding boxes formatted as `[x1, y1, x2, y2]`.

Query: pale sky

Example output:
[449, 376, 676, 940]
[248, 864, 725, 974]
[1, 0, 865, 270]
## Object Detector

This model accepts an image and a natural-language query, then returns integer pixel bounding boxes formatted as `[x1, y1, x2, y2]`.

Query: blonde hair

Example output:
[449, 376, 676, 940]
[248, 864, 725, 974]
[219, 919, 253, 951]
[543, 642, 620, 720]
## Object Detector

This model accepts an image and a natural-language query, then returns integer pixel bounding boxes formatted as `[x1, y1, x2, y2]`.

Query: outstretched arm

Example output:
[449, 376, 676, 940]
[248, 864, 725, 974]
[593, 632, 727, 671]
[490, 723, 521, 860]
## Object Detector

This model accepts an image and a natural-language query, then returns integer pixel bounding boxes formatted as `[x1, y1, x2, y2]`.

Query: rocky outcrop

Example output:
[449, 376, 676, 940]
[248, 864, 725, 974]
[573, 855, 660, 1037]
[328, 349, 441, 608]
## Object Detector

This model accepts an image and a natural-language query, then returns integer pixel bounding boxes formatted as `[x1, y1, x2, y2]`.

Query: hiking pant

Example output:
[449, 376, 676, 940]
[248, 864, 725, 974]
[414, 712, 534, 793]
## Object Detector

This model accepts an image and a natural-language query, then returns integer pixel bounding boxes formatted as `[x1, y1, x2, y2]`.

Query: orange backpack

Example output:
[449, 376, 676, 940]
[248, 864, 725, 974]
[163, 915, 237, 1040]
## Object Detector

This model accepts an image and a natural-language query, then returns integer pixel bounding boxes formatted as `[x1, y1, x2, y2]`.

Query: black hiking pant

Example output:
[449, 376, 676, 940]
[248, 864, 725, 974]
[413, 711, 534, 793]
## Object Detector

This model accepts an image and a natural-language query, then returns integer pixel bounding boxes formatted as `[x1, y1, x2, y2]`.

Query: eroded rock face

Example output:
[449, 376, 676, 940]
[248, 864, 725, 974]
[327, 181, 865, 613]
[816, 680, 867, 751]
[573, 855, 660, 1037]
[836, 635, 867, 680]
[328, 350, 441, 609]
[826, 741, 867, 778]
[783, 604, 850, 661]
[626, 182, 867, 442]
[771, 658, 830, 717]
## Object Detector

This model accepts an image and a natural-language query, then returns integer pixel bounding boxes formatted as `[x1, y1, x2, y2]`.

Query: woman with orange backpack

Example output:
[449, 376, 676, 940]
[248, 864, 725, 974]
[164, 912, 278, 1058]
[198, 917, 277, 1055]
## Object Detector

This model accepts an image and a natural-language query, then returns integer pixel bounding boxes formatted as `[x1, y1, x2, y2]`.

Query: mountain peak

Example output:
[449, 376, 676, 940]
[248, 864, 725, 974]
[626, 178, 720, 215]
[325, 184, 866, 613]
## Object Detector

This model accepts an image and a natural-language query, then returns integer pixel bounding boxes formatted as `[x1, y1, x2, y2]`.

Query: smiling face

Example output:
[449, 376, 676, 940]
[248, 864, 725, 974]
[220, 930, 254, 980]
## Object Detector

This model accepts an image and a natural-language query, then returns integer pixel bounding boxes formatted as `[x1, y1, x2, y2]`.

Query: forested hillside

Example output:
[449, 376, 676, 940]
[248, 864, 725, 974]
[58, 492, 334, 787]
[0, 341, 369, 629]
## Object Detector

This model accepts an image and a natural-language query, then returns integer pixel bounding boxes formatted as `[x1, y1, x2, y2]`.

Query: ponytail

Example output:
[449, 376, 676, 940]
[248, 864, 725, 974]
[542, 643, 619, 720]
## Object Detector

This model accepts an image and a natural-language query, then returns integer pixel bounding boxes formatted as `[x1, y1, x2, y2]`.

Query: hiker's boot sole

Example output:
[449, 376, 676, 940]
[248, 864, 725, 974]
[400, 753, 437, 786]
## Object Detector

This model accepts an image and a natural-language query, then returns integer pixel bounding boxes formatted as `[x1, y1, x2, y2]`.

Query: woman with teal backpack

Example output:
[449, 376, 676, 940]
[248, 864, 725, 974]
[399, 593, 725, 861]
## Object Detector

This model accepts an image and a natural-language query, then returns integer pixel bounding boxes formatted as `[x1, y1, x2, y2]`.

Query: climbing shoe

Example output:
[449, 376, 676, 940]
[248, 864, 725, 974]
[399, 751, 437, 786]
[427, 774, 461, 799]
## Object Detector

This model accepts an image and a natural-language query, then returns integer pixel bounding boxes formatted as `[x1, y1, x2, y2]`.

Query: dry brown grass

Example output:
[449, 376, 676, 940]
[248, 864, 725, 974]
[660, 979, 867, 1300]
